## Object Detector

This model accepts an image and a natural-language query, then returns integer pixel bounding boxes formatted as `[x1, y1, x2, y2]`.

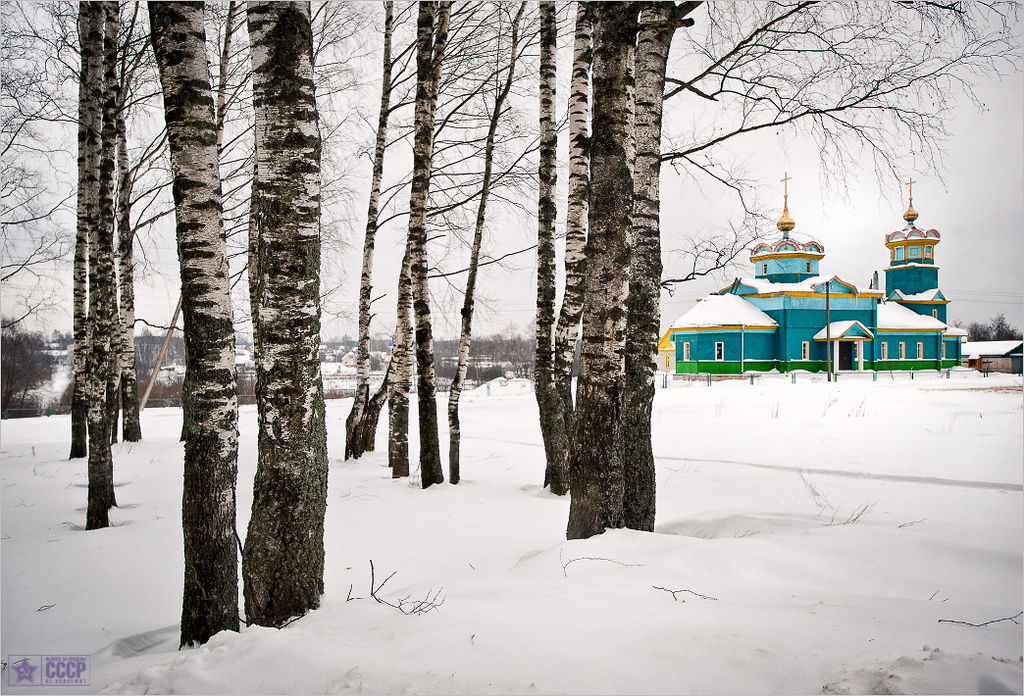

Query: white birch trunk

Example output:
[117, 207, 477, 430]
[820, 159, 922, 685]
[388, 248, 413, 478]
[622, 4, 678, 532]
[407, 0, 452, 488]
[243, 0, 329, 628]
[150, 0, 240, 647]
[552, 2, 593, 438]
[566, 4, 638, 540]
[115, 91, 141, 442]
[71, 2, 102, 461]
[535, 1, 570, 496]
[346, 1, 394, 460]
[85, 1, 120, 528]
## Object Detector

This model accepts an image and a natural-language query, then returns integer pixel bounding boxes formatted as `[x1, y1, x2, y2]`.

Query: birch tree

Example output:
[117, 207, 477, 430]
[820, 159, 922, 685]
[405, 0, 452, 489]
[566, 2, 637, 541]
[346, 1, 395, 461]
[448, 2, 526, 485]
[70, 3, 103, 461]
[115, 98, 141, 442]
[533, 1, 570, 496]
[549, 2, 592, 474]
[242, 1, 329, 627]
[621, 3, 696, 532]
[149, 0, 240, 647]
[84, 0, 120, 529]
[388, 248, 413, 478]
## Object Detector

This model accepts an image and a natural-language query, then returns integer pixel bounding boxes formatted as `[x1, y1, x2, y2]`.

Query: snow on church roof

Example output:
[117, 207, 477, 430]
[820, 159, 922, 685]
[668, 294, 778, 329]
[888, 288, 945, 302]
[876, 301, 947, 331]
[812, 320, 873, 341]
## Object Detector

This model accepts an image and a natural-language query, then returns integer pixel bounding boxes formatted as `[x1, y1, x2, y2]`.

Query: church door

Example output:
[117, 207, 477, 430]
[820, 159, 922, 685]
[839, 342, 854, 371]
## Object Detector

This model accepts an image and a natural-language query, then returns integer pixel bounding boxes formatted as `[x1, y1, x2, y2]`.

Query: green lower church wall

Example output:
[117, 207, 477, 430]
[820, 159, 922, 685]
[675, 359, 959, 375]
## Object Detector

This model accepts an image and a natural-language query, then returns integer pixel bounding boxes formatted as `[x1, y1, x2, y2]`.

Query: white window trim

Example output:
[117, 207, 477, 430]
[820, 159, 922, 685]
[916, 342, 924, 359]
[682, 342, 690, 361]
[801, 341, 809, 361]
[714, 341, 724, 361]
[941, 341, 946, 360]
[899, 342, 906, 360]
[881, 342, 888, 360]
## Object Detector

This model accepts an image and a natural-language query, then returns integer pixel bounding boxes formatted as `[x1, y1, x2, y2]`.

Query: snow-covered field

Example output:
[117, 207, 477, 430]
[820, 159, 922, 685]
[2, 371, 1021, 694]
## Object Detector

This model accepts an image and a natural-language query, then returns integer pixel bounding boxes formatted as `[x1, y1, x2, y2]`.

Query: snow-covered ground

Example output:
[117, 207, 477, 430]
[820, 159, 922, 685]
[2, 371, 1021, 694]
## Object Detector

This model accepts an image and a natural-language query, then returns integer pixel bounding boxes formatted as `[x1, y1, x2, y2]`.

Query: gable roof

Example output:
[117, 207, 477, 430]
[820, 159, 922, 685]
[876, 301, 947, 331]
[887, 288, 947, 302]
[962, 340, 1023, 357]
[813, 320, 874, 341]
[723, 275, 882, 297]
[667, 294, 778, 330]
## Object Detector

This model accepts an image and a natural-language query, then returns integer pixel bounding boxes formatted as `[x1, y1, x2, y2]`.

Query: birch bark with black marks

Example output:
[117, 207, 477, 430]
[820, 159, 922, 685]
[551, 1, 592, 473]
[621, 3, 682, 532]
[85, 1, 120, 529]
[388, 248, 413, 478]
[448, 2, 526, 486]
[346, 0, 394, 461]
[566, 2, 638, 541]
[535, 1, 569, 496]
[359, 361, 391, 454]
[407, 0, 451, 489]
[102, 5, 121, 447]
[71, 2, 102, 461]
[149, 0, 240, 647]
[115, 92, 141, 443]
[243, 1, 329, 628]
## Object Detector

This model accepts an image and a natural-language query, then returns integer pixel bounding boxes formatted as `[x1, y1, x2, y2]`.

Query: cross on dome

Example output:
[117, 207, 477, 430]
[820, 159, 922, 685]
[903, 176, 919, 223]
[777, 171, 795, 236]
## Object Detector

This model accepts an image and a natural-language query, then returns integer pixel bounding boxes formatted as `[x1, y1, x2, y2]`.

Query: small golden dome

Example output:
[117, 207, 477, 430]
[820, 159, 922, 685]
[777, 172, 796, 235]
[903, 176, 919, 223]
[777, 198, 795, 233]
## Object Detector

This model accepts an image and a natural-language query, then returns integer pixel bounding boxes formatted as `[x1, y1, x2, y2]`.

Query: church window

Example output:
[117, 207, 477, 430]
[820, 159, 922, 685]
[932, 309, 938, 319]
[895, 247, 905, 260]
[880, 342, 888, 360]
[941, 342, 946, 360]
[714, 342, 724, 361]
[682, 342, 691, 361]
[924, 245, 933, 257]
[762, 263, 768, 274]
[909, 246, 921, 258]
[801, 341, 809, 361]
[805, 261, 811, 273]
[916, 342, 924, 359]
[898, 342, 906, 359]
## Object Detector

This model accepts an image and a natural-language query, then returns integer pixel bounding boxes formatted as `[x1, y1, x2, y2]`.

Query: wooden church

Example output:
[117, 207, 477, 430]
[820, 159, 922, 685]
[658, 177, 966, 375]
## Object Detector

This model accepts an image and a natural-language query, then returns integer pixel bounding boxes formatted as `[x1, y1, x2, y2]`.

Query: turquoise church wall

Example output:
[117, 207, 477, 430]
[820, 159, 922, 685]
[885, 265, 938, 296]
[672, 329, 777, 374]
[898, 303, 947, 323]
[754, 256, 819, 284]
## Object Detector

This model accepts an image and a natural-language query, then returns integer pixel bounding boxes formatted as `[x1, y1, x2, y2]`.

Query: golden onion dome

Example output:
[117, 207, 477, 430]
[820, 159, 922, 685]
[903, 176, 919, 224]
[777, 171, 796, 236]
[777, 198, 796, 233]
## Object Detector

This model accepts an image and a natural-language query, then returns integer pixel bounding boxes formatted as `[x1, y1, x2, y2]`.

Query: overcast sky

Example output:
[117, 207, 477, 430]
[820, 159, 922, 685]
[5, 4, 1021, 342]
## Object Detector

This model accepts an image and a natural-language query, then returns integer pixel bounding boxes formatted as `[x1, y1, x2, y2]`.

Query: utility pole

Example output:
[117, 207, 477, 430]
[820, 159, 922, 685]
[139, 295, 182, 411]
[825, 282, 832, 382]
